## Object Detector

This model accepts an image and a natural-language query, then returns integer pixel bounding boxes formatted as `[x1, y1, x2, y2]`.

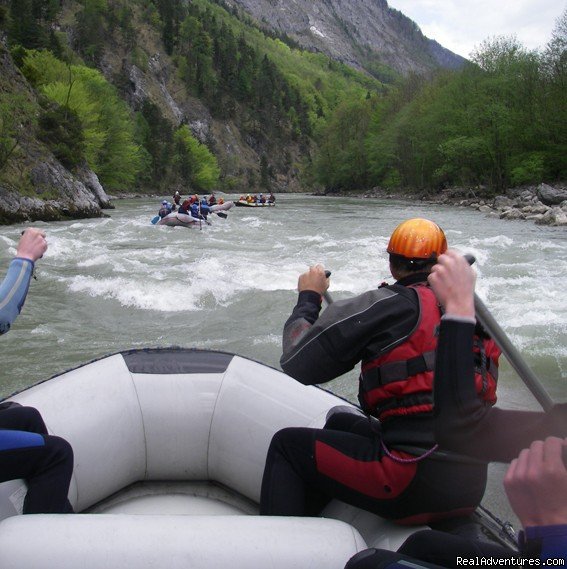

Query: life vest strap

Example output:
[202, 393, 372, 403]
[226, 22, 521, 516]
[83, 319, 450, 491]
[376, 392, 434, 417]
[361, 350, 436, 391]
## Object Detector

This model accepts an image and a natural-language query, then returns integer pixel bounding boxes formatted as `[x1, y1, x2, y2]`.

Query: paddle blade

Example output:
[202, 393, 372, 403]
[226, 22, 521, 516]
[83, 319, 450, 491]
[150, 215, 160, 225]
[215, 212, 228, 219]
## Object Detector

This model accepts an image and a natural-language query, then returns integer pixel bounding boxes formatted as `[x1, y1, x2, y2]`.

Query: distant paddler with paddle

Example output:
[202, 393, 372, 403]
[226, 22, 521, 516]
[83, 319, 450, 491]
[261, 218, 500, 522]
[428, 249, 567, 462]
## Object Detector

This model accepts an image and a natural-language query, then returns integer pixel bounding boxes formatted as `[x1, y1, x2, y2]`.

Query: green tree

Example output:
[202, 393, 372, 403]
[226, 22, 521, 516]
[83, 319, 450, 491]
[37, 103, 85, 168]
[173, 125, 219, 191]
[22, 50, 141, 188]
[0, 93, 36, 171]
[7, 0, 60, 50]
[75, 0, 108, 64]
[312, 98, 373, 190]
[541, 8, 567, 179]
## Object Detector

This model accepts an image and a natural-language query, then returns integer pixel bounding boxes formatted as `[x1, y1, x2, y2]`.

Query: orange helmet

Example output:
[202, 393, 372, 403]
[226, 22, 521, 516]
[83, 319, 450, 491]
[387, 218, 447, 260]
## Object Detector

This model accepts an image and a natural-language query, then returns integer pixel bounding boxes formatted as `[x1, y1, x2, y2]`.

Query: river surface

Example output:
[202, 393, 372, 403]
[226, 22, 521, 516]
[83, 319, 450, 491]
[1, 193, 566, 526]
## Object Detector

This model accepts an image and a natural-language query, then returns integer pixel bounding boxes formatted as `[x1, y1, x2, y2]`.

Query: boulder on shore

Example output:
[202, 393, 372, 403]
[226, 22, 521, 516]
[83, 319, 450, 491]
[537, 183, 567, 206]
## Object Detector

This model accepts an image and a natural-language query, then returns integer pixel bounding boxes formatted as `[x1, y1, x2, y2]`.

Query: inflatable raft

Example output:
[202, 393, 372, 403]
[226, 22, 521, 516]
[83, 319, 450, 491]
[155, 202, 234, 227]
[235, 200, 275, 207]
[158, 212, 212, 227]
[0, 349, 514, 568]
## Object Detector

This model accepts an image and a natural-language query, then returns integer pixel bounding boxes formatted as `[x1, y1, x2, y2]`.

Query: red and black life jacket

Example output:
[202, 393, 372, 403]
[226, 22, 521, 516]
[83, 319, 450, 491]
[359, 284, 500, 422]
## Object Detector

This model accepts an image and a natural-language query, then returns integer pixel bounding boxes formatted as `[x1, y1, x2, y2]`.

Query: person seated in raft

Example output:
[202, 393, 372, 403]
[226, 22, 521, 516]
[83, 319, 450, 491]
[260, 219, 501, 524]
[218, 197, 225, 205]
[246, 194, 253, 203]
[345, 436, 567, 568]
[258, 193, 266, 204]
[178, 197, 193, 215]
[158, 200, 171, 218]
[173, 191, 181, 207]
[208, 193, 217, 206]
[344, 252, 567, 568]
[0, 229, 74, 514]
[268, 192, 276, 204]
[192, 197, 210, 220]
[428, 250, 567, 463]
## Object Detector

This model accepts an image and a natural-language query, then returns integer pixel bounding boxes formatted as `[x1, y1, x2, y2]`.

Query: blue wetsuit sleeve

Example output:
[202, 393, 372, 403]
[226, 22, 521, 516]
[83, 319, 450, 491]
[0, 258, 34, 335]
[520, 525, 567, 559]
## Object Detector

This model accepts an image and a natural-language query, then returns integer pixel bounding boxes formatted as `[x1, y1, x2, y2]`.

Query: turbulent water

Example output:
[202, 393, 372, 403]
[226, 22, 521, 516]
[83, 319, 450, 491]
[1, 193, 566, 523]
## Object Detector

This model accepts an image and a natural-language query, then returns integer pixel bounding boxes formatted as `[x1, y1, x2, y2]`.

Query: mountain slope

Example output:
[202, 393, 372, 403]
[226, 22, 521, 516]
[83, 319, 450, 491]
[0, 0, 467, 223]
[222, 0, 466, 76]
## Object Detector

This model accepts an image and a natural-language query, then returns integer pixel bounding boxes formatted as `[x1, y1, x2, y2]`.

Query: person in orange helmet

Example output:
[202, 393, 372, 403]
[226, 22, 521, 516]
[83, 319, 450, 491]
[260, 218, 500, 524]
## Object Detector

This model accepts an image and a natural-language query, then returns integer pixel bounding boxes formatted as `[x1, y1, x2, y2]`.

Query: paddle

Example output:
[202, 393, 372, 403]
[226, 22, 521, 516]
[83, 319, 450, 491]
[150, 215, 160, 225]
[322, 270, 334, 305]
[464, 254, 554, 412]
[215, 211, 228, 219]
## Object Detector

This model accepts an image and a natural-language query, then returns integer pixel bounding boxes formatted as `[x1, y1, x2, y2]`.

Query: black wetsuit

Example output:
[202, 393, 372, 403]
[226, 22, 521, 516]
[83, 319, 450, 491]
[344, 315, 567, 568]
[260, 274, 489, 523]
[433, 317, 567, 462]
[0, 403, 73, 513]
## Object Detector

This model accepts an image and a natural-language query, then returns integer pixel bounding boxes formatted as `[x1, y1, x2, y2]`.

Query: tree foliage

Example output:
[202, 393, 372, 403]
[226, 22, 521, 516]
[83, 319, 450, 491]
[173, 125, 220, 191]
[21, 49, 141, 189]
[312, 12, 567, 193]
[0, 92, 36, 171]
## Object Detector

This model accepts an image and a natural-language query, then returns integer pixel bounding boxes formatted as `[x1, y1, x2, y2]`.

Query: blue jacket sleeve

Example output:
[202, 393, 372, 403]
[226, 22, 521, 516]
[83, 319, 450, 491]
[520, 525, 567, 560]
[0, 258, 34, 335]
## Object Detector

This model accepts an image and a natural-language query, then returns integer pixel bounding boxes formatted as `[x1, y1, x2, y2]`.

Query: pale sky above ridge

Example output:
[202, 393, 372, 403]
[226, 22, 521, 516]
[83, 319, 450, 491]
[386, 0, 566, 59]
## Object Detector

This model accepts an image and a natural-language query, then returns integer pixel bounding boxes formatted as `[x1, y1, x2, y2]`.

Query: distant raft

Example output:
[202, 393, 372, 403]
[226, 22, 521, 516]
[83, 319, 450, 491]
[156, 201, 234, 228]
[235, 200, 275, 207]
[209, 200, 234, 213]
[158, 212, 211, 228]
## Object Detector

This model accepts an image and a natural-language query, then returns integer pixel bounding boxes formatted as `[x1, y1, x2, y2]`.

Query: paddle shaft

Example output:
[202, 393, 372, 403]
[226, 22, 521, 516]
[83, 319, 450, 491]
[465, 254, 554, 411]
[322, 271, 334, 305]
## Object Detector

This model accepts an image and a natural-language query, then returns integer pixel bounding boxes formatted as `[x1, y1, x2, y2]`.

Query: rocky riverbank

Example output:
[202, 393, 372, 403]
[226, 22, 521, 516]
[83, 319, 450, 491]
[0, 162, 114, 225]
[350, 183, 567, 227]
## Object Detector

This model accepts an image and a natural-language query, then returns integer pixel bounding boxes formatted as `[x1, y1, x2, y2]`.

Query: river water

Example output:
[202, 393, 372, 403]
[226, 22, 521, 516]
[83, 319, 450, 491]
[1, 193, 566, 525]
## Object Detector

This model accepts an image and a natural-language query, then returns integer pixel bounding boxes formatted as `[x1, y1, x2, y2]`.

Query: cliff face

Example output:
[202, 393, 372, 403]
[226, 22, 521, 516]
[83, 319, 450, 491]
[224, 0, 465, 75]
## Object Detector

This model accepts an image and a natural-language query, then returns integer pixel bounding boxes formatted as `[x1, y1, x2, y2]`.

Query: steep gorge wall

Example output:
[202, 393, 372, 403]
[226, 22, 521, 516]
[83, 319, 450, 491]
[224, 0, 465, 75]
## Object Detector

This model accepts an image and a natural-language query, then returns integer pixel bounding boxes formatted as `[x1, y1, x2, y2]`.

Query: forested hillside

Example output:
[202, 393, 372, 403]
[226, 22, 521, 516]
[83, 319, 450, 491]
[0, 0, 386, 222]
[0, 0, 565, 223]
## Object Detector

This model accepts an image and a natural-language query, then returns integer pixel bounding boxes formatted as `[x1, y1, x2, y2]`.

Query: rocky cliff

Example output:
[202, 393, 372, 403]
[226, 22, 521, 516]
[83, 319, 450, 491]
[224, 0, 465, 76]
[0, 40, 112, 224]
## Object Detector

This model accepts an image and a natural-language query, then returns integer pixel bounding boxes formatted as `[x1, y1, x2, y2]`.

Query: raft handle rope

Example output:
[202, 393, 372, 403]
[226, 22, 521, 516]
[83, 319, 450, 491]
[380, 440, 439, 463]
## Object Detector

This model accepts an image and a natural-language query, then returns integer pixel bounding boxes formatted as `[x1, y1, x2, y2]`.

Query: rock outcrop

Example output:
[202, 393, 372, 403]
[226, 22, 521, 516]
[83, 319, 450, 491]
[0, 158, 113, 224]
[443, 184, 567, 227]
[0, 39, 113, 224]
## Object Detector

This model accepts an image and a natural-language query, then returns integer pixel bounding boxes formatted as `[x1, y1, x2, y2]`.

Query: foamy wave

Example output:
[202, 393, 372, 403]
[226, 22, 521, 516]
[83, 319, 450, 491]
[67, 275, 204, 311]
[469, 235, 514, 248]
